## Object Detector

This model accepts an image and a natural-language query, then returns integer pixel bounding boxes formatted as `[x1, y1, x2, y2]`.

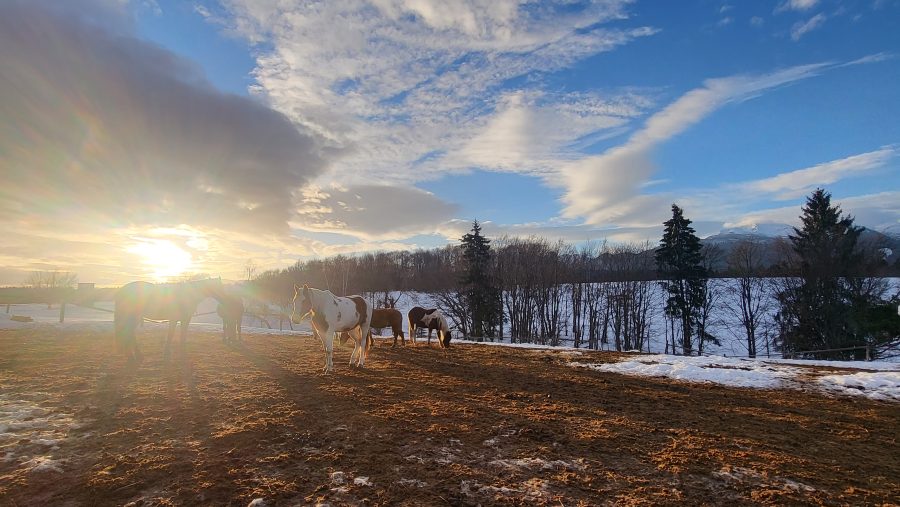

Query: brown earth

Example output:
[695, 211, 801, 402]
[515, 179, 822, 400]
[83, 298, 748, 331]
[0, 328, 898, 506]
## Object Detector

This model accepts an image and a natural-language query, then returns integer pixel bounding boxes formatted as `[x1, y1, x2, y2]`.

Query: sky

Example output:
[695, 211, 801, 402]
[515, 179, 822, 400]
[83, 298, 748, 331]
[1, 0, 898, 285]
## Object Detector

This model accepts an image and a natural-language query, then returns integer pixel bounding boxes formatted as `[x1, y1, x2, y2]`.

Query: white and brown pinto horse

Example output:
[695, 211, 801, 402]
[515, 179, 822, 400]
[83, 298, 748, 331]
[408, 306, 452, 348]
[291, 284, 373, 372]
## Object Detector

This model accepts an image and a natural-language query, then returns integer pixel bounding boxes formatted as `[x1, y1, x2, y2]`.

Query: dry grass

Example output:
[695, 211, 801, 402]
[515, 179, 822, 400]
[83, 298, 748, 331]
[1, 328, 898, 506]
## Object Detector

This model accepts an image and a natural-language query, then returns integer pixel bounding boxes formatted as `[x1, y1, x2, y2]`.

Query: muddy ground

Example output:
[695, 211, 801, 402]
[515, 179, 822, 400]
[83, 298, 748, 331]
[0, 328, 898, 506]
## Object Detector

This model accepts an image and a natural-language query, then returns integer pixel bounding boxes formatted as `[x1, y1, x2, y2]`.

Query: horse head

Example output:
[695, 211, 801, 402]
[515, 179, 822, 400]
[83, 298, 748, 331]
[198, 276, 224, 299]
[291, 283, 313, 324]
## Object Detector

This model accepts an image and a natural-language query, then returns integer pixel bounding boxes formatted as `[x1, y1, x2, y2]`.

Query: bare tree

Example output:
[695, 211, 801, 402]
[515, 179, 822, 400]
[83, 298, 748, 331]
[25, 270, 77, 308]
[724, 240, 773, 358]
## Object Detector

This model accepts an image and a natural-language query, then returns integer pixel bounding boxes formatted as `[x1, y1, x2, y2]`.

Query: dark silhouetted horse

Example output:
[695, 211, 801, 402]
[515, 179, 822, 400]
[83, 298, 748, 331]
[217, 293, 244, 344]
[114, 278, 223, 361]
[408, 306, 452, 348]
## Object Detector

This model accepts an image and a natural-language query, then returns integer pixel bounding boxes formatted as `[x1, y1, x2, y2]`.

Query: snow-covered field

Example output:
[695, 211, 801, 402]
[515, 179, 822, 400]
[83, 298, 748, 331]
[1, 295, 897, 402]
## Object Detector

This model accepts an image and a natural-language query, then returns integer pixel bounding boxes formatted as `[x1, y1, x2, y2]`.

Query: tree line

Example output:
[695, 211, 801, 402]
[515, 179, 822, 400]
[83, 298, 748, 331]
[250, 189, 899, 359]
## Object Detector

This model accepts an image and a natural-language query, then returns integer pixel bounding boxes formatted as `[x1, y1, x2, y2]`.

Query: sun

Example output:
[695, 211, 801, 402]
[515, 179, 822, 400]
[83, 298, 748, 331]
[128, 238, 193, 281]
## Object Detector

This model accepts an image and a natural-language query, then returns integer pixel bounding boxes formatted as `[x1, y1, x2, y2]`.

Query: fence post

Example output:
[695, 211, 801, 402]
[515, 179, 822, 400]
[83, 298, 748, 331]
[58, 301, 66, 323]
[866, 344, 871, 362]
[5, 304, 9, 313]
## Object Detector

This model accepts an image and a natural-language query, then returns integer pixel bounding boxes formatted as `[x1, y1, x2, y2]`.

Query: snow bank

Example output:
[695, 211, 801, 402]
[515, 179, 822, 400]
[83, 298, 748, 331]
[575, 355, 800, 389]
[816, 371, 900, 401]
[573, 353, 900, 401]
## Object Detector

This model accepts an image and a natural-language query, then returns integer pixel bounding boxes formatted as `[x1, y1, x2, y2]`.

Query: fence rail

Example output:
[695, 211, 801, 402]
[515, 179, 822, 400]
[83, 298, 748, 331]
[785, 344, 873, 361]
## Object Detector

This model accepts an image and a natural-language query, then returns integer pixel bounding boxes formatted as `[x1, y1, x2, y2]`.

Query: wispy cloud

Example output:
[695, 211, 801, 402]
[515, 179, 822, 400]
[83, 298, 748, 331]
[560, 62, 833, 227]
[775, 0, 820, 13]
[293, 184, 459, 240]
[791, 13, 827, 40]
[724, 191, 900, 231]
[217, 0, 656, 189]
[739, 146, 897, 199]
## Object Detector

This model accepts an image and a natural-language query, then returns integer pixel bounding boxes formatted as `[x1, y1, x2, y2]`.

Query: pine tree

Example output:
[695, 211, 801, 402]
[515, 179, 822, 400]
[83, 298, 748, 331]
[775, 189, 865, 358]
[656, 204, 708, 355]
[460, 220, 502, 339]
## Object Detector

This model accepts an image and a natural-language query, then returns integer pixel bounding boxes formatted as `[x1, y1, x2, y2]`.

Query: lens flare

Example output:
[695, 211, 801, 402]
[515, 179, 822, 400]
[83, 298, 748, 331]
[128, 239, 193, 280]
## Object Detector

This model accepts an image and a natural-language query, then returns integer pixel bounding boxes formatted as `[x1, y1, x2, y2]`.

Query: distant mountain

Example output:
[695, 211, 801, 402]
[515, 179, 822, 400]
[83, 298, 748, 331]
[699, 226, 900, 272]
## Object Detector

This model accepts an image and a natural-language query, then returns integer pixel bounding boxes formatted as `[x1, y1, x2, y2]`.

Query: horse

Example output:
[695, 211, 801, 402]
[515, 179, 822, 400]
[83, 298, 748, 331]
[114, 277, 224, 361]
[216, 293, 244, 344]
[366, 308, 405, 347]
[291, 284, 372, 372]
[408, 306, 452, 348]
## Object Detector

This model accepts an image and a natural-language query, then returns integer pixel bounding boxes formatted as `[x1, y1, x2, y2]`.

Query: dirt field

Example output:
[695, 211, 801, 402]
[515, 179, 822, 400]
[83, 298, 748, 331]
[1, 328, 898, 506]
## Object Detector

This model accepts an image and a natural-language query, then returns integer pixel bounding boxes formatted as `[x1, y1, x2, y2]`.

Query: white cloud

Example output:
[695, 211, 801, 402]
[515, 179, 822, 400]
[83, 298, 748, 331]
[740, 146, 897, 199]
[775, 0, 820, 13]
[216, 0, 656, 187]
[725, 191, 900, 232]
[294, 184, 459, 240]
[791, 13, 827, 40]
[559, 62, 832, 227]
[454, 90, 646, 175]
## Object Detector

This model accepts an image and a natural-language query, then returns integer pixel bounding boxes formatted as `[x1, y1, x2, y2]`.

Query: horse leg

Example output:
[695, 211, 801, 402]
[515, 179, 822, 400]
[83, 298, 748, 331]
[164, 320, 177, 359]
[180, 317, 191, 351]
[427, 328, 433, 346]
[322, 326, 335, 373]
[348, 329, 359, 367]
[409, 318, 416, 345]
[356, 324, 369, 368]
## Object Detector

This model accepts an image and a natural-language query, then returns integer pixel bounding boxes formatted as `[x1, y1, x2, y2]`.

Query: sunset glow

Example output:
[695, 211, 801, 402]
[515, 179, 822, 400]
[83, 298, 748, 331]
[0, 1, 897, 286]
[128, 239, 193, 281]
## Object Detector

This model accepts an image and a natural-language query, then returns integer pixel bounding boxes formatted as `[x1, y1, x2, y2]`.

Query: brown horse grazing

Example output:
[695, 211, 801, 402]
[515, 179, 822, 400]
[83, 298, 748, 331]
[114, 278, 224, 361]
[408, 306, 452, 348]
[217, 293, 244, 344]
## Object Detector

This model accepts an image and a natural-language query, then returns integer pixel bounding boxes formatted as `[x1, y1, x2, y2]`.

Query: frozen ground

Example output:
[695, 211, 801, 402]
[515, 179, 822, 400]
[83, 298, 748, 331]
[2, 298, 898, 402]
[1, 327, 898, 505]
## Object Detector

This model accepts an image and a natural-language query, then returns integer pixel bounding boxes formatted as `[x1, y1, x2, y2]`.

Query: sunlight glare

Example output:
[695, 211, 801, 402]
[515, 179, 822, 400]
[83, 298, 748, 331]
[128, 239, 193, 280]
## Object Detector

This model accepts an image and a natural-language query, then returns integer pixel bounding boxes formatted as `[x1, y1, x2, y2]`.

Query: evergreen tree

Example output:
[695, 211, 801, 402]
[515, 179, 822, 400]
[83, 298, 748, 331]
[775, 189, 867, 358]
[656, 204, 708, 355]
[460, 220, 502, 339]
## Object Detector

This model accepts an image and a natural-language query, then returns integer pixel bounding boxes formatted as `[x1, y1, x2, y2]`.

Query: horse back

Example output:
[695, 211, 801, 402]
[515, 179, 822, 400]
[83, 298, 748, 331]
[115, 281, 198, 322]
[409, 306, 439, 327]
[371, 308, 401, 329]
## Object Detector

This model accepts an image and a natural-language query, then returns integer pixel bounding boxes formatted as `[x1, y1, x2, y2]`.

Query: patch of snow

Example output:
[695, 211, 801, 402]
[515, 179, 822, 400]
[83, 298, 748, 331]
[817, 371, 900, 401]
[762, 357, 899, 371]
[330, 471, 346, 485]
[714, 466, 816, 492]
[247, 499, 268, 507]
[490, 457, 585, 471]
[576, 354, 900, 401]
[24, 456, 63, 473]
[575, 355, 800, 389]
[353, 476, 372, 486]
[397, 478, 427, 488]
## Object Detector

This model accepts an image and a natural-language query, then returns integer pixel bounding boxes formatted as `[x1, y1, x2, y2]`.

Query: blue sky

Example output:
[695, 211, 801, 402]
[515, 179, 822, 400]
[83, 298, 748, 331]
[1, 0, 898, 283]
[133, 0, 899, 238]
